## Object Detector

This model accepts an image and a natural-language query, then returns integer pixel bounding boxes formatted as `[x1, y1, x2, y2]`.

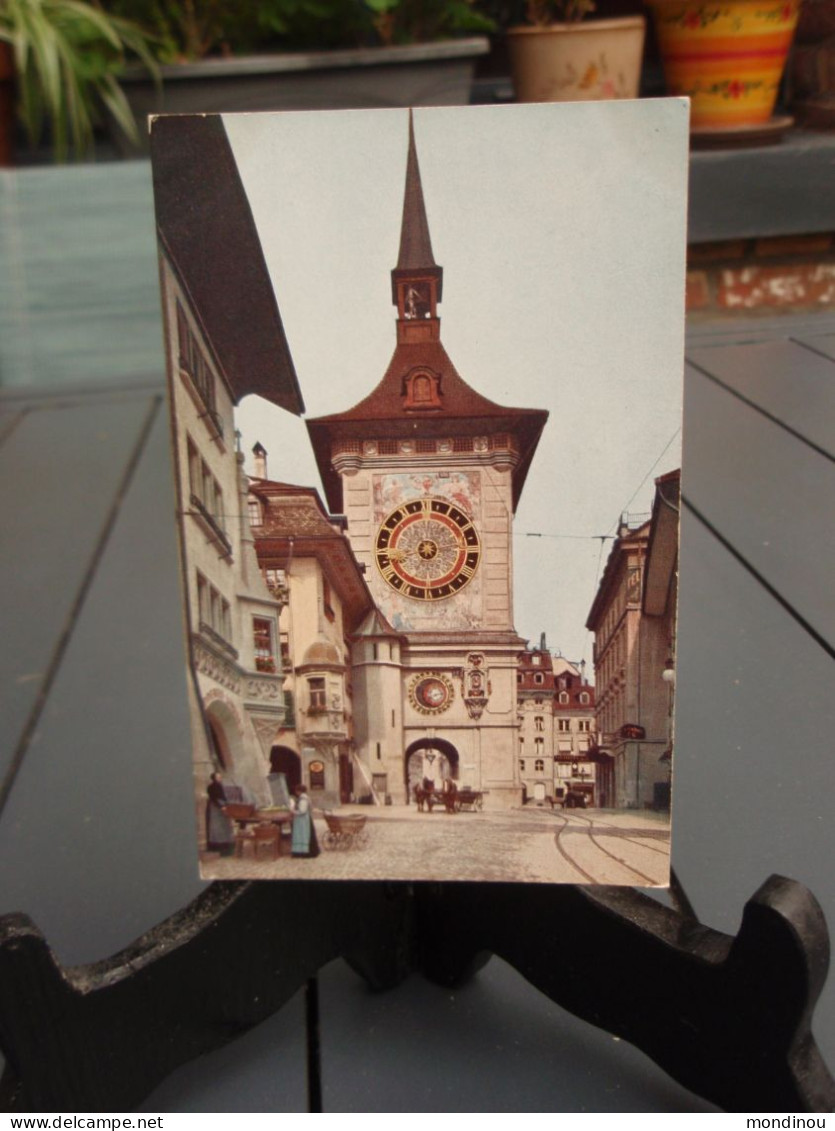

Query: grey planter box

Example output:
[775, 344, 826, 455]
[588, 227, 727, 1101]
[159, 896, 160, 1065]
[121, 38, 490, 150]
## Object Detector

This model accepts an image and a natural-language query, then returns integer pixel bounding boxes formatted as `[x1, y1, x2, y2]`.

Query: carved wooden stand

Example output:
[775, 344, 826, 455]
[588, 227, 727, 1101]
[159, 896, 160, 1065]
[0, 876, 832, 1112]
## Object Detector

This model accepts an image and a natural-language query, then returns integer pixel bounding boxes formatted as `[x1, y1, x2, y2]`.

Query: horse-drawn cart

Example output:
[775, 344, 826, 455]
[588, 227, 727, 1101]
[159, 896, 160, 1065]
[322, 811, 368, 850]
[414, 785, 483, 813]
[455, 789, 484, 812]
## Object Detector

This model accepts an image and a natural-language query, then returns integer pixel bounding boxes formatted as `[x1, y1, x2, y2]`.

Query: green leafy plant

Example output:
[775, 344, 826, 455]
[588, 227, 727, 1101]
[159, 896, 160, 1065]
[102, 0, 374, 57]
[103, 0, 493, 56]
[363, 0, 495, 44]
[0, 0, 157, 159]
[520, 0, 595, 23]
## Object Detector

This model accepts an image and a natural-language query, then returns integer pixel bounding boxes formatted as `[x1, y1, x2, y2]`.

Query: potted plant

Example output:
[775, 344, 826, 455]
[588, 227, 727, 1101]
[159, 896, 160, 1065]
[506, 0, 646, 101]
[0, 0, 156, 162]
[101, 0, 493, 150]
[647, 0, 801, 133]
[786, 0, 835, 125]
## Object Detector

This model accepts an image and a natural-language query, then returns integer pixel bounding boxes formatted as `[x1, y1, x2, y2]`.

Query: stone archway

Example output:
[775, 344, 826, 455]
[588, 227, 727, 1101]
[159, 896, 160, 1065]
[206, 713, 229, 770]
[270, 744, 302, 793]
[205, 704, 243, 771]
[405, 737, 460, 798]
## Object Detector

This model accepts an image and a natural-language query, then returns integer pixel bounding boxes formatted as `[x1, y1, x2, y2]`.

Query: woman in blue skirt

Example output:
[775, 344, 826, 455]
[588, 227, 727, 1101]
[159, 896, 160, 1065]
[291, 784, 320, 858]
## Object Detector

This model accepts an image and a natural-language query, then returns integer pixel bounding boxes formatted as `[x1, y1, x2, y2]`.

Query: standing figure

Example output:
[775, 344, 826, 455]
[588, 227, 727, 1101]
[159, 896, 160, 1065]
[291, 784, 320, 858]
[206, 771, 234, 856]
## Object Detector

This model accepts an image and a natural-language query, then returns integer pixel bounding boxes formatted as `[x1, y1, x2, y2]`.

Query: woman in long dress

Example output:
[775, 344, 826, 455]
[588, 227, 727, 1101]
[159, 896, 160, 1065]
[291, 784, 320, 858]
[206, 771, 234, 856]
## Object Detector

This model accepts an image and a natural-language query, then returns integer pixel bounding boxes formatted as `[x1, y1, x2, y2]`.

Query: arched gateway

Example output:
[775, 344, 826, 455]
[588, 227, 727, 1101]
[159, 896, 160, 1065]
[405, 737, 459, 798]
[270, 745, 302, 793]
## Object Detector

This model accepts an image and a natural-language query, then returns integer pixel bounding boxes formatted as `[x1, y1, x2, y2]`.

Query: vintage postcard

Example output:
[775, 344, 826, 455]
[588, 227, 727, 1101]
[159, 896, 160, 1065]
[150, 101, 688, 884]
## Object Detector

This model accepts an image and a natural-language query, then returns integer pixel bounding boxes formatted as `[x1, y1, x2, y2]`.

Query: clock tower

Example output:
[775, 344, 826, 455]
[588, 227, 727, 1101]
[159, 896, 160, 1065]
[307, 113, 548, 808]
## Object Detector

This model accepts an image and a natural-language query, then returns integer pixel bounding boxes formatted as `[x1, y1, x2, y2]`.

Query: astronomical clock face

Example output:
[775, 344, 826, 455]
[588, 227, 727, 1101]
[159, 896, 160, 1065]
[409, 672, 454, 715]
[375, 497, 481, 601]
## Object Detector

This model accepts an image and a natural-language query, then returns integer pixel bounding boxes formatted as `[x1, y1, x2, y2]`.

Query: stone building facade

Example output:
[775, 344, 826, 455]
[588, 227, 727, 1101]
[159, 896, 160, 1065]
[586, 471, 679, 809]
[517, 647, 597, 805]
[249, 473, 377, 809]
[152, 115, 305, 829]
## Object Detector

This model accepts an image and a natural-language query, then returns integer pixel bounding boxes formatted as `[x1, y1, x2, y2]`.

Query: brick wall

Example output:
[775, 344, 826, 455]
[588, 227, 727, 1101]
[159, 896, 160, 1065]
[686, 233, 835, 317]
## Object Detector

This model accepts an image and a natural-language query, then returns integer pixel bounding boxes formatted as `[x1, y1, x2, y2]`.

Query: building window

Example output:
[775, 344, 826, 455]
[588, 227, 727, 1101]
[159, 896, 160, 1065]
[517, 672, 523, 684]
[532, 655, 541, 666]
[579, 691, 590, 705]
[578, 720, 591, 732]
[186, 442, 230, 557]
[535, 737, 544, 754]
[253, 616, 275, 672]
[519, 759, 526, 772]
[248, 498, 263, 527]
[535, 759, 545, 773]
[323, 576, 335, 623]
[412, 374, 432, 402]
[535, 716, 544, 731]
[558, 691, 569, 704]
[558, 719, 571, 732]
[284, 689, 295, 727]
[176, 300, 223, 439]
[196, 572, 208, 624]
[308, 677, 327, 713]
[196, 572, 236, 656]
[534, 673, 544, 685]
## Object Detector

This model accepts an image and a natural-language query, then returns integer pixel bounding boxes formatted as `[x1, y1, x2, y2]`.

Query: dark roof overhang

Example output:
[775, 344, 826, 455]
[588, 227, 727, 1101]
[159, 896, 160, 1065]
[150, 114, 304, 416]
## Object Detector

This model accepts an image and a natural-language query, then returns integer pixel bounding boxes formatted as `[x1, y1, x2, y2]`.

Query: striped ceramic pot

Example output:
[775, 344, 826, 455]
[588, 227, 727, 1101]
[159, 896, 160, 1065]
[648, 0, 800, 128]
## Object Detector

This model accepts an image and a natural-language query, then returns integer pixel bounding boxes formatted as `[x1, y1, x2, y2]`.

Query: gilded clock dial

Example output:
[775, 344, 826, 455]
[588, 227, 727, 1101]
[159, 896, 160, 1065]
[375, 497, 480, 601]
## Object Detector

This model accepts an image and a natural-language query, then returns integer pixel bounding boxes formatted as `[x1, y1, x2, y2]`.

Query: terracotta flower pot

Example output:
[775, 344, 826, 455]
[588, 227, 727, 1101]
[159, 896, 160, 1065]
[507, 16, 646, 102]
[648, 0, 800, 128]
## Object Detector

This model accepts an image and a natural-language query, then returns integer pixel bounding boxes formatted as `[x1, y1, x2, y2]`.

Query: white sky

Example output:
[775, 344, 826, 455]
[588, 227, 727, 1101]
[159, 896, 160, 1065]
[224, 101, 689, 669]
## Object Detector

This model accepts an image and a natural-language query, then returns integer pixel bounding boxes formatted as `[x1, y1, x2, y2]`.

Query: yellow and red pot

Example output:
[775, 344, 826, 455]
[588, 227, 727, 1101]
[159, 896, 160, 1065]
[647, 0, 800, 128]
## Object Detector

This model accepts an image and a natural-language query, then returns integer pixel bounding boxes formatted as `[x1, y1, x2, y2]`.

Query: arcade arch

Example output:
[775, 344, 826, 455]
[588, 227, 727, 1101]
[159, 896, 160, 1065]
[270, 745, 302, 793]
[405, 737, 460, 797]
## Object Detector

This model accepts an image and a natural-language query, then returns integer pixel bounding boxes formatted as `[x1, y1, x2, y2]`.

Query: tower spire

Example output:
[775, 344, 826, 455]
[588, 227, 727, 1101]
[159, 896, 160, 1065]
[395, 111, 438, 275]
[391, 112, 443, 342]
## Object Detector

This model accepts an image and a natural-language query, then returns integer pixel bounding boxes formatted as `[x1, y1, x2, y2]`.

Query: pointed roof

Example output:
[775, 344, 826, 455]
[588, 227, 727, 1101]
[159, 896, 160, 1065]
[396, 112, 437, 274]
[309, 113, 547, 515]
[391, 111, 443, 304]
[308, 336, 547, 514]
[351, 607, 404, 641]
[251, 477, 375, 632]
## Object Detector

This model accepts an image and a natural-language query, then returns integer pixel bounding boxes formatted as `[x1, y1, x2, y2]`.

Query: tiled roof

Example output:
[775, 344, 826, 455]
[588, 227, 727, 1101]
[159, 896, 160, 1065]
[308, 339, 547, 512]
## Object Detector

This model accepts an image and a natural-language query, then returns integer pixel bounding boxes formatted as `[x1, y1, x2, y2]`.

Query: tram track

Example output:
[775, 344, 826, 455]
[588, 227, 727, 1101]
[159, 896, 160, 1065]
[552, 810, 669, 886]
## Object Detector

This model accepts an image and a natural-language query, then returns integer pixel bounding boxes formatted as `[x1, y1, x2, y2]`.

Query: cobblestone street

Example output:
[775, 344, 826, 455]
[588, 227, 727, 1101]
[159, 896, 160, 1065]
[202, 806, 671, 886]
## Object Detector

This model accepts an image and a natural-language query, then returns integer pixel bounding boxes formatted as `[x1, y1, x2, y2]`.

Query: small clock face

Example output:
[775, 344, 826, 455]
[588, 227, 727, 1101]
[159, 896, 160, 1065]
[375, 497, 480, 601]
[409, 672, 454, 715]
